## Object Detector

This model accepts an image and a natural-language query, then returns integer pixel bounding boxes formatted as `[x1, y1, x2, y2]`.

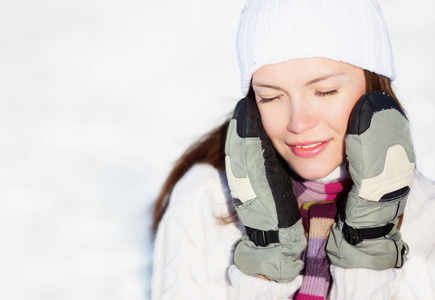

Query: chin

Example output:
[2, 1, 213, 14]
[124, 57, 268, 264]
[291, 163, 337, 181]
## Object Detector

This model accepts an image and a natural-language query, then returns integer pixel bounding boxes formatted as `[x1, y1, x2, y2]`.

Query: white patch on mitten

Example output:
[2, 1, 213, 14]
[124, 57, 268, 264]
[359, 145, 415, 201]
[225, 155, 257, 203]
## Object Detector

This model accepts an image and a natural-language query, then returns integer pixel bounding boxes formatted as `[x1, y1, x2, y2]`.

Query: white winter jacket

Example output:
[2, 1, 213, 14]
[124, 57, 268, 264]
[152, 164, 435, 299]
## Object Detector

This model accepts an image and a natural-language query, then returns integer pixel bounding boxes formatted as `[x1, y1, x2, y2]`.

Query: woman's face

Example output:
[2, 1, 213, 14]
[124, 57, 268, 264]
[252, 58, 366, 180]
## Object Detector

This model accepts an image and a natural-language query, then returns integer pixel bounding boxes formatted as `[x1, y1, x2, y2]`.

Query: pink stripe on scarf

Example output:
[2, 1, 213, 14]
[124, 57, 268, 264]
[294, 294, 324, 300]
[291, 178, 352, 204]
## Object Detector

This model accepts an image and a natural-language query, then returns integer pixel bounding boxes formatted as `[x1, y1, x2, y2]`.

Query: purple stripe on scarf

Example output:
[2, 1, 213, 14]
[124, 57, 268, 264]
[304, 257, 331, 278]
[309, 202, 337, 220]
[296, 276, 329, 299]
[299, 202, 337, 233]
[306, 238, 327, 258]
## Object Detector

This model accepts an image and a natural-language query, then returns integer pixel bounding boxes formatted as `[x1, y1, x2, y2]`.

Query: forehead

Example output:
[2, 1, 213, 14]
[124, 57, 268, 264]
[252, 58, 363, 86]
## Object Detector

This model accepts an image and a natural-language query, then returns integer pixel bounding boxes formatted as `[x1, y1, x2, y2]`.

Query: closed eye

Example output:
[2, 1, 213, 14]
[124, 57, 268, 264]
[315, 90, 338, 97]
[259, 95, 281, 103]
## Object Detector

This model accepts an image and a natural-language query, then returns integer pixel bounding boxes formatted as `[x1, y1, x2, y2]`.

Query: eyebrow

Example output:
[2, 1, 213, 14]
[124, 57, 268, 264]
[252, 83, 284, 90]
[253, 73, 347, 90]
[304, 73, 346, 87]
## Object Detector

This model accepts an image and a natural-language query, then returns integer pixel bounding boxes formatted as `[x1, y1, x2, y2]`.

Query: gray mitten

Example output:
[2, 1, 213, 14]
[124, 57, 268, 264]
[327, 92, 415, 269]
[225, 97, 307, 283]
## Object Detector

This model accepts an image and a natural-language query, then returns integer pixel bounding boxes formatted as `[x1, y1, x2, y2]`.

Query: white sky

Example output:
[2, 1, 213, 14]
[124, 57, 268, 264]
[0, 0, 434, 298]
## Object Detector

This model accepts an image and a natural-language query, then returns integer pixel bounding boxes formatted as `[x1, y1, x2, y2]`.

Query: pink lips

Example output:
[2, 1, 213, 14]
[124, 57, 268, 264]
[288, 140, 330, 158]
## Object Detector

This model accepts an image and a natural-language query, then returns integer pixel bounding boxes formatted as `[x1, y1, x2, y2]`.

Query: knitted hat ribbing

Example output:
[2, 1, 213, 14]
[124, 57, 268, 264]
[237, 0, 395, 95]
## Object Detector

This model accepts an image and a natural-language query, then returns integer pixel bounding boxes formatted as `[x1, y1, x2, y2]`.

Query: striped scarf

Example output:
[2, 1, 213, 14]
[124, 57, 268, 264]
[291, 177, 352, 300]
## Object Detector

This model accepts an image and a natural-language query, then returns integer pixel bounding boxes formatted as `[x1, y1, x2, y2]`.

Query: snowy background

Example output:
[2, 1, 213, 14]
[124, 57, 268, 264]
[0, 0, 434, 299]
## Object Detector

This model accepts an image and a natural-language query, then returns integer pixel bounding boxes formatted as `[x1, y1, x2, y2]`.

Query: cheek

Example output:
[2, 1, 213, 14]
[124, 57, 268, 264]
[258, 105, 288, 140]
[331, 90, 365, 134]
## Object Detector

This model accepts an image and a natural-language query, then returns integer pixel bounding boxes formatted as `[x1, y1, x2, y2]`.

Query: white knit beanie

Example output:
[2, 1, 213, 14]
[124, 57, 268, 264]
[237, 0, 395, 95]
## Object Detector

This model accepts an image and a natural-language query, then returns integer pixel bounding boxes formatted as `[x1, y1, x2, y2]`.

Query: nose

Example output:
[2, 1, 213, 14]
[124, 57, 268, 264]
[287, 100, 318, 134]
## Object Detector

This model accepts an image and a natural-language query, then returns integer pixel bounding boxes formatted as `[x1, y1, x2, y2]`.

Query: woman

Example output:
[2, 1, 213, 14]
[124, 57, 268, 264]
[151, 0, 435, 299]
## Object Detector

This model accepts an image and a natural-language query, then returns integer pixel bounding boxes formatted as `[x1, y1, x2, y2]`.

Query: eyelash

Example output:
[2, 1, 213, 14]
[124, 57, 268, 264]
[259, 89, 338, 103]
[315, 90, 338, 97]
[259, 96, 281, 103]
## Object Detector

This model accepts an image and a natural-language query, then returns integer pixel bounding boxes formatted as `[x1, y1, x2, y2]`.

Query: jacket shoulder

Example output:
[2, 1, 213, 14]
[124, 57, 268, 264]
[169, 163, 230, 208]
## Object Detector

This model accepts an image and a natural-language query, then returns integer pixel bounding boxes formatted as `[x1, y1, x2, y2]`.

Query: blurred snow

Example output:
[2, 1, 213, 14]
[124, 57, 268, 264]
[0, 0, 433, 299]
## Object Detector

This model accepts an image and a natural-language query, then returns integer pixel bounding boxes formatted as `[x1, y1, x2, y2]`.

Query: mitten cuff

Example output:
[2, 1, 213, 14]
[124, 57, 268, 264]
[326, 220, 409, 269]
[234, 219, 307, 282]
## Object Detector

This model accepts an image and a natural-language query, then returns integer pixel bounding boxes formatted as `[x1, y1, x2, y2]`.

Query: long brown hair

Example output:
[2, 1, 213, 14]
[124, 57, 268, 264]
[151, 70, 400, 234]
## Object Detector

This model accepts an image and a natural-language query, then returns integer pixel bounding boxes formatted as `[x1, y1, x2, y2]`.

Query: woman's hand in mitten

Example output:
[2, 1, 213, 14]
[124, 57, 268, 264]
[327, 92, 415, 269]
[225, 97, 307, 282]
